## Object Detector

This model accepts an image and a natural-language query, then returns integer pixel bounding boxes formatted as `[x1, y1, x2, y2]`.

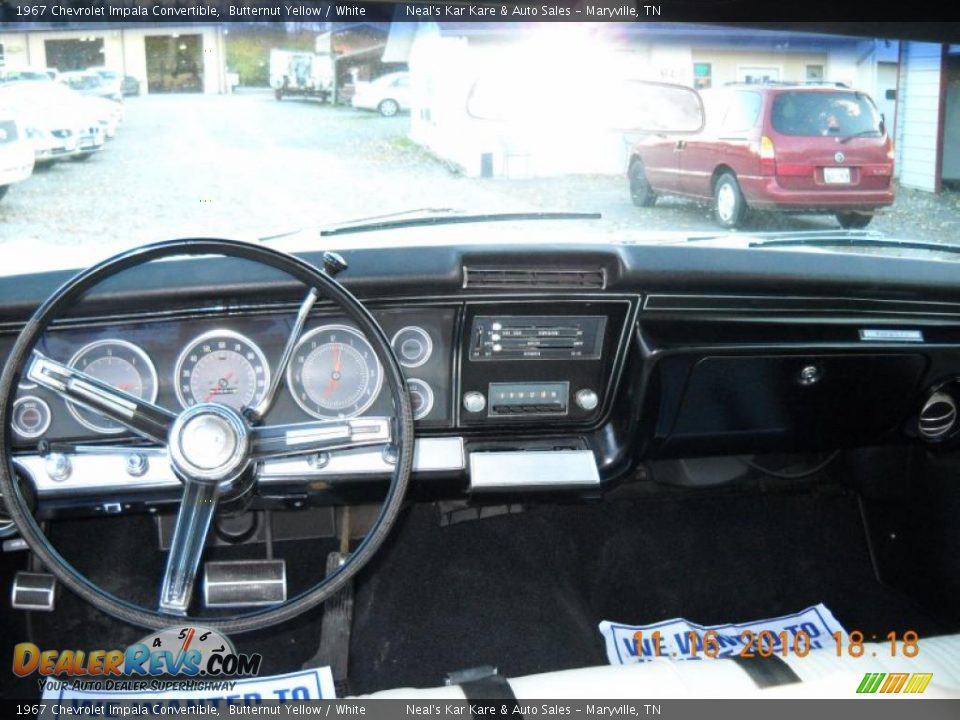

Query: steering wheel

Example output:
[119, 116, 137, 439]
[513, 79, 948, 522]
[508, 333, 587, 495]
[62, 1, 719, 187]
[0, 239, 415, 633]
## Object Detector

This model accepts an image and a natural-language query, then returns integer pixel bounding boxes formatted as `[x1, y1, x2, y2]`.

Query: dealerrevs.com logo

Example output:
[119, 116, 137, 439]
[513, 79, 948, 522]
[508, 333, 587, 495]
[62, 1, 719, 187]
[13, 626, 262, 679]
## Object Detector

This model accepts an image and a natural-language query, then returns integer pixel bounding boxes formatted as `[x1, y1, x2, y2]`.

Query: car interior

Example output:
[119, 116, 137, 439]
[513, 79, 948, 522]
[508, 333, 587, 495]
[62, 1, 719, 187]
[1, 17, 960, 702]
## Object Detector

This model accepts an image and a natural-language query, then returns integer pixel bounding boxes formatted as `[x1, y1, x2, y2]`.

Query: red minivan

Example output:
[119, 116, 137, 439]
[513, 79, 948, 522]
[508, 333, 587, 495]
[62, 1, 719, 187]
[628, 84, 895, 229]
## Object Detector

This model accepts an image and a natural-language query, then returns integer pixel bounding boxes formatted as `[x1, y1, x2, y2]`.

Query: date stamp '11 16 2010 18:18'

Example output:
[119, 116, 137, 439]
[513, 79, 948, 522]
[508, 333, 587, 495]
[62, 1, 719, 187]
[631, 629, 920, 659]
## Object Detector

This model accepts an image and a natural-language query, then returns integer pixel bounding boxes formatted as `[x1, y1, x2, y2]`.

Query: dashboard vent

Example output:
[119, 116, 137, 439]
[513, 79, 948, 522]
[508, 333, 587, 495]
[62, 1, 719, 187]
[918, 391, 958, 441]
[464, 267, 605, 290]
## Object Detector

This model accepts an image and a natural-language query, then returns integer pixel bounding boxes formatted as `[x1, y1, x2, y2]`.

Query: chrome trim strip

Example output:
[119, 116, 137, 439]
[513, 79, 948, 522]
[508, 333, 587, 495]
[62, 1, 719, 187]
[259, 436, 464, 481]
[16, 437, 466, 498]
[859, 329, 925, 342]
[469, 450, 600, 491]
[643, 293, 960, 316]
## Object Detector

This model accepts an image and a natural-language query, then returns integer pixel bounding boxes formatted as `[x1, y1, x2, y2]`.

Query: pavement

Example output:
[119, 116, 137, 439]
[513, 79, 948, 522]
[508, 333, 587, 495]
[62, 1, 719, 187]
[1, 90, 958, 263]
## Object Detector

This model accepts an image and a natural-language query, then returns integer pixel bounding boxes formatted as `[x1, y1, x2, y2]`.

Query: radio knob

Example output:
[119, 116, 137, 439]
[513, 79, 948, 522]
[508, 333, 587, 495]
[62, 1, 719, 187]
[575, 388, 599, 411]
[463, 391, 486, 414]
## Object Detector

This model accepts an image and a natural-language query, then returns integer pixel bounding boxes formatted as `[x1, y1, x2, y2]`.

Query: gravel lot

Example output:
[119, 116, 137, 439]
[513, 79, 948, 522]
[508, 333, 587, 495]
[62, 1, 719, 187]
[1, 91, 958, 259]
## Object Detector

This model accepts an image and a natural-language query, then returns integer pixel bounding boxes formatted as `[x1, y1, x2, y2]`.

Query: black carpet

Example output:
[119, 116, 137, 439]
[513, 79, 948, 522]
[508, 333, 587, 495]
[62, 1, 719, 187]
[347, 485, 956, 693]
[2, 485, 957, 698]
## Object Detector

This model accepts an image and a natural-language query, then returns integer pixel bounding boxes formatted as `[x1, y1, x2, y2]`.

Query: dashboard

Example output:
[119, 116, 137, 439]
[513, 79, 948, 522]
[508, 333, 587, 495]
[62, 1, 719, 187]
[4, 232, 960, 520]
[11, 306, 458, 443]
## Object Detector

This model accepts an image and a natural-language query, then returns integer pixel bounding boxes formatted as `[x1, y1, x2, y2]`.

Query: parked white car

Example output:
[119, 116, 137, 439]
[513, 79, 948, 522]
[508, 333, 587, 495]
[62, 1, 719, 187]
[86, 68, 125, 101]
[351, 72, 411, 117]
[0, 110, 35, 201]
[0, 66, 59, 83]
[0, 82, 105, 161]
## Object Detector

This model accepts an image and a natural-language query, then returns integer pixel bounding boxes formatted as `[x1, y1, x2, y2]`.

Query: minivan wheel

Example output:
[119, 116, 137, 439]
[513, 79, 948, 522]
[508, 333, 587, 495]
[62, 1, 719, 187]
[628, 160, 657, 207]
[714, 173, 748, 229]
[378, 99, 400, 117]
[836, 212, 873, 229]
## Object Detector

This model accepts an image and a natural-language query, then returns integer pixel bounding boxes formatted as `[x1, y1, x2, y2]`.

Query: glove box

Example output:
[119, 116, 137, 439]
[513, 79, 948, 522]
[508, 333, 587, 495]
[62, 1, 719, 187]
[655, 353, 927, 454]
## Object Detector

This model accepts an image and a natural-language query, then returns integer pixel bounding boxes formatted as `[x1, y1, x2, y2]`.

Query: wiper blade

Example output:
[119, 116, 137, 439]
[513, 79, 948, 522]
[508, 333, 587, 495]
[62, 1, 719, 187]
[748, 234, 960, 255]
[319, 211, 602, 237]
[257, 207, 458, 243]
[839, 129, 881, 143]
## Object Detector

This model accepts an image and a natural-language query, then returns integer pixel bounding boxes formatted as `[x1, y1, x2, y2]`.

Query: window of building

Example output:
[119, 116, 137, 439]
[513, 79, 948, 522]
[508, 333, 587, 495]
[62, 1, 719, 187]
[806, 64, 825, 82]
[693, 62, 712, 90]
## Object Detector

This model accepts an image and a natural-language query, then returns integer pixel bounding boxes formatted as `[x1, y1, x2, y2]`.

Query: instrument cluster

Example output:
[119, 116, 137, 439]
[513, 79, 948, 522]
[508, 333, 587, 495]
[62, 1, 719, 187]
[10, 306, 455, 444]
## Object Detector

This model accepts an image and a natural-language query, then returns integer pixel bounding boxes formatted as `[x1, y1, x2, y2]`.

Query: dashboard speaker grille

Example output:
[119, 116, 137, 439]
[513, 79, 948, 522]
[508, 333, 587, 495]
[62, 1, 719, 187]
[464, 267, 605, 290]
[918, 391, 958, 440]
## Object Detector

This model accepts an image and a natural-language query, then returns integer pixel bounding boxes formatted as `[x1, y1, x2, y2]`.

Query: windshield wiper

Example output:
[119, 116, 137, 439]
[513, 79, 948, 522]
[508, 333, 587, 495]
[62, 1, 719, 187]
[839, 129, 882, 143]
[747, 233, 960, 255]
[317, 211, 601, 237]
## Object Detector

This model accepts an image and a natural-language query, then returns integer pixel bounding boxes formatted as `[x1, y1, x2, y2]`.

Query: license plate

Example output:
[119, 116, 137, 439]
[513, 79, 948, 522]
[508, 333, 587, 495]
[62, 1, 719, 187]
[824, 167, 851, 184]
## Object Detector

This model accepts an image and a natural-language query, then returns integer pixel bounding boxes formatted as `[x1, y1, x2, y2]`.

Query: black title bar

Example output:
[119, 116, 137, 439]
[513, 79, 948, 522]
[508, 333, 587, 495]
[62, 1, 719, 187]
[0, 2, 959, 28]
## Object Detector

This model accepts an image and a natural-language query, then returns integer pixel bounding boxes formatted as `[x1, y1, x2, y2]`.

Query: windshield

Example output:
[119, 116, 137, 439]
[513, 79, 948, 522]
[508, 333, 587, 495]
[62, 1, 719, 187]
[0, 16, 955, 274]
[772, 91, 883, 137]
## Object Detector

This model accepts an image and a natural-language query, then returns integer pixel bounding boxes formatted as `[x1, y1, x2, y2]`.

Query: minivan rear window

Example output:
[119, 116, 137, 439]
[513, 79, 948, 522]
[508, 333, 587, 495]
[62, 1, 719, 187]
[771, 91, 882, 138]
[722, 91, 762, 133]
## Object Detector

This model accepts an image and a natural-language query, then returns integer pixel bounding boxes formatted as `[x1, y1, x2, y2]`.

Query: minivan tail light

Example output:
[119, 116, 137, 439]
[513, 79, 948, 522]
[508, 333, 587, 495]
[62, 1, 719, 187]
[759, 135, 776, 176]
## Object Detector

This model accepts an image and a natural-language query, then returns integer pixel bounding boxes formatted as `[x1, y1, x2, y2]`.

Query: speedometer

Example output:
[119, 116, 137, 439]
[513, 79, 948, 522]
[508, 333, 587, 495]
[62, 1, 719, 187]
[175, 330, 270, 411]
[287, 324, 383, 419]
[67, 339, 158, 434]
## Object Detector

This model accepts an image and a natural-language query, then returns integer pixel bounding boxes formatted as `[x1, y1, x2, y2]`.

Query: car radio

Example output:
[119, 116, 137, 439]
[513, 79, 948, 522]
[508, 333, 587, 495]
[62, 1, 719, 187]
[469, 315, 606, 360]
[458, 301, 632, 427]
[488, 381, 569, 416]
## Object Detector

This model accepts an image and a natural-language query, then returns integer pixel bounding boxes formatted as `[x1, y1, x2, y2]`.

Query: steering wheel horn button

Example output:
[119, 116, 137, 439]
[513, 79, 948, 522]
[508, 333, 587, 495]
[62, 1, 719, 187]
[168, 403, 251, 484]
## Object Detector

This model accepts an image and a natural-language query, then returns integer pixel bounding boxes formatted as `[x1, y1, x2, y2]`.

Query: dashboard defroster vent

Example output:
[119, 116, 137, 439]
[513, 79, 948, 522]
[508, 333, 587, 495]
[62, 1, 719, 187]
[918, 391, 958, 441]
[464, 267, 605, 291]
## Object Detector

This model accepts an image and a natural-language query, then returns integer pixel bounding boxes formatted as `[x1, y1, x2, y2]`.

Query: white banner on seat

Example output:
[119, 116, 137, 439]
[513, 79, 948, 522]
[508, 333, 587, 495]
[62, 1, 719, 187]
[599, 603, 846, 665]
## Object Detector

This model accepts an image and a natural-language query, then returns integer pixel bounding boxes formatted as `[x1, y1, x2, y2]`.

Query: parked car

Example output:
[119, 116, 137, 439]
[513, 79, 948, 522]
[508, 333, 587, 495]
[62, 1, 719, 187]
[121, 75, 141, 97]
[0, 66, 59, 83]
[0, 110, 35, 200]
[351, 72, 410, 117]
[628, 83, 895, 229]
[86, 68, 125, 100]
[59, 70, 123, 103]
[0, 82, 104, 162]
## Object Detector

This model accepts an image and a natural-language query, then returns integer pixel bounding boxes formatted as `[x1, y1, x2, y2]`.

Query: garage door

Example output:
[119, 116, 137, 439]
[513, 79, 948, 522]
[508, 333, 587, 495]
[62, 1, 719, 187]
[895, 42, 944, 192]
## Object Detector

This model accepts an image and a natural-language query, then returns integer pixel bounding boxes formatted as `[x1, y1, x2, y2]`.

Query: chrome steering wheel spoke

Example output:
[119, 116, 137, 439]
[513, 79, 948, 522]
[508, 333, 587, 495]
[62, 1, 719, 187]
[158, 480, 220, 615]
[250, 416, 392, 460]
[27, 350, 176, 445]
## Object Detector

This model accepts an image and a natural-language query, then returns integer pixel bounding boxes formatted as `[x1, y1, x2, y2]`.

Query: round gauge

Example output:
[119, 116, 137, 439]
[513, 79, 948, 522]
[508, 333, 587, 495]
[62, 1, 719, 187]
[391, 326, 433, 368]
[287, 324, 383, 419]
[12, 396, 51, 438]
[407, 379, 434, 421]
[67, 339, 158, 434]
[175, 330, 270, 411]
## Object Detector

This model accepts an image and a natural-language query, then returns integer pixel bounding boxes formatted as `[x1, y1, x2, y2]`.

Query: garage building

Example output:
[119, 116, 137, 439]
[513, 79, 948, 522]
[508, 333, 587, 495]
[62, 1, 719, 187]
[0, 24, 228, 95]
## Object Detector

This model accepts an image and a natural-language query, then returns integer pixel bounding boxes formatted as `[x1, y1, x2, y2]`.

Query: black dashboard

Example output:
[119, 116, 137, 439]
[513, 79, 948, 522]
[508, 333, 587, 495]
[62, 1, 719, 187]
[3, 233, 960, 519]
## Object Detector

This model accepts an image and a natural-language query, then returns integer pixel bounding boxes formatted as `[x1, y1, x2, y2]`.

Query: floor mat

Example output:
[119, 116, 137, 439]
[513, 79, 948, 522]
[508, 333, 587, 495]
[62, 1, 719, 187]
[347, 485, 958, 693]
[3, 485, 956, 698]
